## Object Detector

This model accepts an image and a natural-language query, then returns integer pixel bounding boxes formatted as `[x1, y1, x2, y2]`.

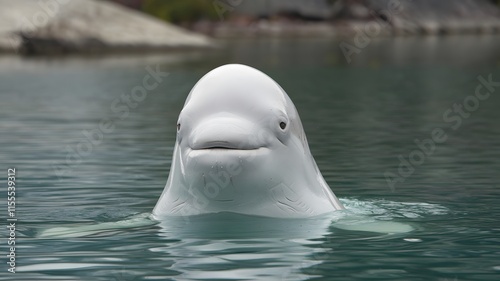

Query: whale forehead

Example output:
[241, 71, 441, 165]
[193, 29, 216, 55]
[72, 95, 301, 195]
[183, 64, 287, 114]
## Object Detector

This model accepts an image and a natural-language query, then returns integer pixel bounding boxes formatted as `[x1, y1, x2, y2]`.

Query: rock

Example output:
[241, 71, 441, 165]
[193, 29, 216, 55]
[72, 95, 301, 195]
[231, 0, 333, 20]
[201, 0, 500, 37]
[365, 0, 500, 35]
[0, 0, 212, 54]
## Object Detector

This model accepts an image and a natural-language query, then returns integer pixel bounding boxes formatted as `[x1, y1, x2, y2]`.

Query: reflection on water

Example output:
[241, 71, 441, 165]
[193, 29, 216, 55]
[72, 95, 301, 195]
[155, 214, 333, 280]
[1, 35, 500, 280]
[20, 199, 440, 281]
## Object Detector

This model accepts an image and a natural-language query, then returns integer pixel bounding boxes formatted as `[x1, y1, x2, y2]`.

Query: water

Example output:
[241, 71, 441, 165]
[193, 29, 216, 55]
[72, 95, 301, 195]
[1, 36, 500, 280]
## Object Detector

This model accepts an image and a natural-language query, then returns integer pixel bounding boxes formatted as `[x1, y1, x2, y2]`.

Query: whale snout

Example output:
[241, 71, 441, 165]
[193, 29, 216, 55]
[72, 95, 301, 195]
[189, 117, 266, 151]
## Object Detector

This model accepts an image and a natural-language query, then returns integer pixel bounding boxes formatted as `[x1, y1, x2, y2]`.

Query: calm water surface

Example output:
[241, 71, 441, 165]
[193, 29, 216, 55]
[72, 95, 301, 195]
[1, 36, 500, 280]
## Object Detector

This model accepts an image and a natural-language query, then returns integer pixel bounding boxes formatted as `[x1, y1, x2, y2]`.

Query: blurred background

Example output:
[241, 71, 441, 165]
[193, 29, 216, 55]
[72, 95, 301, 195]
[2, 0, 500, 54]
[1, 1, 500, 281]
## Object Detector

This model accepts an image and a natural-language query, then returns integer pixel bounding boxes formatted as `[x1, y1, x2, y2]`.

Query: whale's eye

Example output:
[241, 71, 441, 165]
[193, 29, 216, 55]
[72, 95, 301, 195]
[177, 123, 181, 131]
[279, 121, 287, 130]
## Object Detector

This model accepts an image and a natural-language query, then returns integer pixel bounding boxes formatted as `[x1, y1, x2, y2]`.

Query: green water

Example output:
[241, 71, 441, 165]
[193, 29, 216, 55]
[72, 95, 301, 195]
[1, 36, 500, 280]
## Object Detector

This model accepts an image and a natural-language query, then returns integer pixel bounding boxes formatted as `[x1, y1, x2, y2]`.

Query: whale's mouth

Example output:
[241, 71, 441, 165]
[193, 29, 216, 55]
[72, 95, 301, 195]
[188, 141, 268, 158]
[201, 146, 245, 150]
[192, 141, 261, 151]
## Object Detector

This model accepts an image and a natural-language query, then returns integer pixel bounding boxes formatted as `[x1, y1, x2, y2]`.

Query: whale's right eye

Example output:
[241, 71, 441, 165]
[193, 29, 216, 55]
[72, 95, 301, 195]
[279, 121, 287, 130]
[177, 123, 181, 131]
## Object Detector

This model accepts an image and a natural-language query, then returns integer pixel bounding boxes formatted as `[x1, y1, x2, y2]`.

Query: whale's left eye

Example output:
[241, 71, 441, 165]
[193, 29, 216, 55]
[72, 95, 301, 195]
[279, 121, 287, 130]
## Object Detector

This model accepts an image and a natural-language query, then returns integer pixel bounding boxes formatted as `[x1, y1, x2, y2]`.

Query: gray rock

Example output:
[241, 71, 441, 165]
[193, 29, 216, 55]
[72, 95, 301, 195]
[339, 0, 500, 35]
[232, 0, 333, 20]
[0, 0, 212, 54]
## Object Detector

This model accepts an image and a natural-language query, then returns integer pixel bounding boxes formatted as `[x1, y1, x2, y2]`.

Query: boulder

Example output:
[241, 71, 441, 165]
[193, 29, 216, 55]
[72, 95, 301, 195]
[0, 0, 212, 54]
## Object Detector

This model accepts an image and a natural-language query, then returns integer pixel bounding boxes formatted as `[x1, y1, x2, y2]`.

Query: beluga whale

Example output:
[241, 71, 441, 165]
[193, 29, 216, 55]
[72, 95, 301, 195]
[153, 64, 344, 218]
[39, 65, 418, 239]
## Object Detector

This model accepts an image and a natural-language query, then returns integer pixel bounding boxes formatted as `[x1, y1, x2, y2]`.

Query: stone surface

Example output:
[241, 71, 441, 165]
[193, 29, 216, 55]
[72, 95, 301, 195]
[337, 0, 500, 35]
[0, 0, 212, 54]
[196, 0, 500, 37]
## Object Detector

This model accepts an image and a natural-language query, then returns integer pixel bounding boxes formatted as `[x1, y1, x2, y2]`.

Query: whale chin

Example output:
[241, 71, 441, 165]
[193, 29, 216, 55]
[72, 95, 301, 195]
[182, 146, 272, 188]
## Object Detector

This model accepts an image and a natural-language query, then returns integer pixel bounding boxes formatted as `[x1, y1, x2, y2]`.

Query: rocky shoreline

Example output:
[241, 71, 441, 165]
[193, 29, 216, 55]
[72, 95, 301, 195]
[1, 0, 499, 55]
[193, 0, 500, 38]
[0, 0, 212, 54]
[192, 19, 500, 39]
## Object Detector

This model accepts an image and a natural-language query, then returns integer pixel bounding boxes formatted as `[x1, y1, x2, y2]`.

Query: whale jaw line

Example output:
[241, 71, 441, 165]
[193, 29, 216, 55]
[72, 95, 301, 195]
[191, 140, 262, 151]
[187, 146, 269, 158]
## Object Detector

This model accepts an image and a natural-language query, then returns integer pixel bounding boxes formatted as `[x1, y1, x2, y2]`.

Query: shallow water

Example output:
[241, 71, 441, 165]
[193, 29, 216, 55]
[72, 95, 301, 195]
[1, 36, 500, 280]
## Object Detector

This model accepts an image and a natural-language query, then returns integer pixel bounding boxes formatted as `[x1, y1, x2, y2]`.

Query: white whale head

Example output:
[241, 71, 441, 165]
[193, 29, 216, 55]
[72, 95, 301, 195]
[153, 64, 344, 218]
